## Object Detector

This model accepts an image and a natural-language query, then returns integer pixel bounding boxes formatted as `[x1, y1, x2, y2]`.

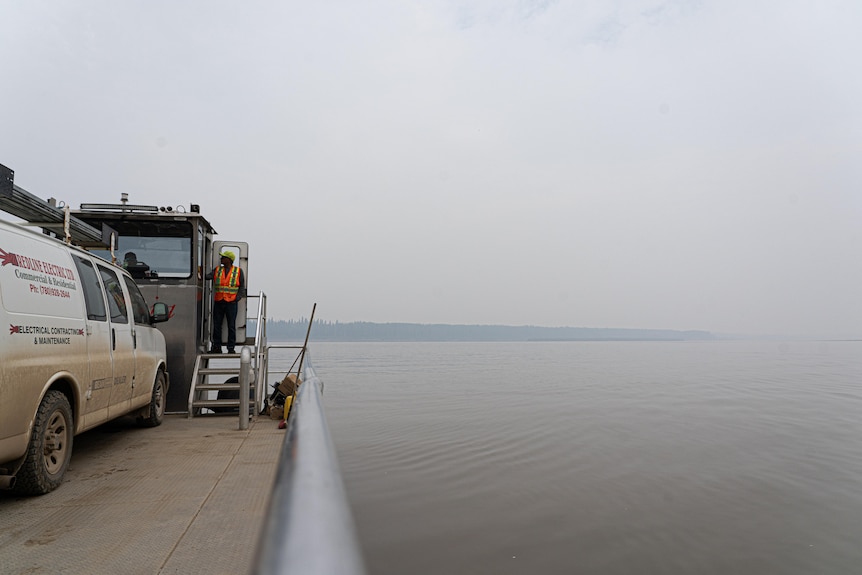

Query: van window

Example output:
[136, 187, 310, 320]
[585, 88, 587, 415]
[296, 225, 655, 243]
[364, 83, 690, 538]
[73, 256, 107, 321]
[123, 276, 151, 325]
[98, 267, 128, 324]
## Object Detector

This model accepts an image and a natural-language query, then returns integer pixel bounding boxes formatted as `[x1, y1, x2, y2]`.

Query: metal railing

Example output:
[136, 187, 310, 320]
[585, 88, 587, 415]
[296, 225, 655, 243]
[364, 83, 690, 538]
[247, 291, 268, 410]
[254, 357, 367, 575]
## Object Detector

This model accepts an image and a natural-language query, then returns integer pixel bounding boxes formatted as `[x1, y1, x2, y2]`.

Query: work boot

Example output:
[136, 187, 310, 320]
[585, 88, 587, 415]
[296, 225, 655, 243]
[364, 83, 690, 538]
[209, 347, 222, 354]
[227, 348, 236, 354]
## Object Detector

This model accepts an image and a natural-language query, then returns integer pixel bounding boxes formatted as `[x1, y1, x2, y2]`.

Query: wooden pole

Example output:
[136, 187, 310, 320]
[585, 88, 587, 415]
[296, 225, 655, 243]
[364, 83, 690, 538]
[296, 303, 316, 381]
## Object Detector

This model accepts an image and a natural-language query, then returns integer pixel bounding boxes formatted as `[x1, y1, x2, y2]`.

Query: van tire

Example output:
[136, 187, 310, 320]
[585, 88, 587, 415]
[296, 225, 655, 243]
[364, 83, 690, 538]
[13, 391, 74, 495]
[137, 371, 166, 428]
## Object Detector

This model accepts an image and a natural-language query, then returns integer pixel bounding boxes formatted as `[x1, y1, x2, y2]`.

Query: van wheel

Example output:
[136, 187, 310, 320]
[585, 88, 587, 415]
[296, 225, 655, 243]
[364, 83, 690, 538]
[137, 371, 166, 428]
[13, 391, 74, 495]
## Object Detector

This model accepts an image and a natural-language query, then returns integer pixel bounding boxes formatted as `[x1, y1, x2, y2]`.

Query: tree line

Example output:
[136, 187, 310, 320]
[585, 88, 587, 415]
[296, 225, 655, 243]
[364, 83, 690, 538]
[258, 319, 716, 342]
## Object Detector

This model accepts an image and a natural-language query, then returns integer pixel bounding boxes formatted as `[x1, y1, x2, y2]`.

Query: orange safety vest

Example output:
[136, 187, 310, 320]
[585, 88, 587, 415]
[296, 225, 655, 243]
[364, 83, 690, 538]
[214, 265, 241, 302]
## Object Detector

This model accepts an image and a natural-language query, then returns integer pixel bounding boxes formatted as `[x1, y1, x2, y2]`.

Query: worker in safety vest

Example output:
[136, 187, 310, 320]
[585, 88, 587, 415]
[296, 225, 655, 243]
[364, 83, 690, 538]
[210, 250, 245, 354]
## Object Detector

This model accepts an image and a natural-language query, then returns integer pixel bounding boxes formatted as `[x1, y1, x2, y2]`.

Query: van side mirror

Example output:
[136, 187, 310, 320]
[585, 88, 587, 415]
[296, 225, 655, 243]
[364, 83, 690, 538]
[151, 302, 170, 324]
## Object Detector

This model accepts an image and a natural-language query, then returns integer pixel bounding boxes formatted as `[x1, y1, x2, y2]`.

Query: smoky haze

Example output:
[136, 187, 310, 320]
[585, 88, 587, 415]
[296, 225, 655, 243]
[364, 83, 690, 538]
[1, 1, 859, 338]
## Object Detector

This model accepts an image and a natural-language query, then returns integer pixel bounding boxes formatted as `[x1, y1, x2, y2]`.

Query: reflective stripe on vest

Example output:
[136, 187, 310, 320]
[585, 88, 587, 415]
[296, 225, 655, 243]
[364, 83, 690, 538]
[214, 266, 240, 302]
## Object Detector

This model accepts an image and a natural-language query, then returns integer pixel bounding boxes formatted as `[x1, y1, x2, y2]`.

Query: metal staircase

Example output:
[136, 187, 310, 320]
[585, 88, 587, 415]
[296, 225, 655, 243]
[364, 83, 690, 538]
[187, 352, 256, 416]
[187, 292, 269, 418]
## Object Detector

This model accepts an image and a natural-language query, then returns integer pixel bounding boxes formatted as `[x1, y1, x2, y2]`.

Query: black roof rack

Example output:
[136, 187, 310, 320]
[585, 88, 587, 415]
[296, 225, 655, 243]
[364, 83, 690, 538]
[0, 162, 110, 247]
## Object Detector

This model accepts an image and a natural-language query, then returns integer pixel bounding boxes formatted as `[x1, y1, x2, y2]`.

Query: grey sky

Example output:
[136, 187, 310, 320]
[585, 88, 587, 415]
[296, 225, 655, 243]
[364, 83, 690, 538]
[1, 1, 860, 337]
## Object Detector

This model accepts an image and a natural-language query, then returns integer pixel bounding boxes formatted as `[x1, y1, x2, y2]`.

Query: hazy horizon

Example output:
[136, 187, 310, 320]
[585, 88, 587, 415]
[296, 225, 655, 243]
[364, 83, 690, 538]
[271, 317, 856, 341]
[2, 2, 859, 339]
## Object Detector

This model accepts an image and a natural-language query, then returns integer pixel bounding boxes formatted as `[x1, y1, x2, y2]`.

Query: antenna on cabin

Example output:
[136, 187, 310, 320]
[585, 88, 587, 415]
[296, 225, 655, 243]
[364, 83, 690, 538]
[121, 193, 129, 205]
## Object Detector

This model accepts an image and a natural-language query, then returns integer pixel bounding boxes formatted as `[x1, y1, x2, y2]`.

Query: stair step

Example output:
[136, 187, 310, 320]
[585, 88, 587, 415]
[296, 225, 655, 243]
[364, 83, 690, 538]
[192, 399, 243, 408]
[195, 383, 256, 391]
[198, 367, 243, 376]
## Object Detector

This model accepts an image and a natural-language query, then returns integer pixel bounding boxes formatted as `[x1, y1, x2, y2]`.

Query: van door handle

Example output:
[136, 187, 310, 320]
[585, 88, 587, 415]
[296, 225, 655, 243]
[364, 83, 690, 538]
[112, 328, 116, 350]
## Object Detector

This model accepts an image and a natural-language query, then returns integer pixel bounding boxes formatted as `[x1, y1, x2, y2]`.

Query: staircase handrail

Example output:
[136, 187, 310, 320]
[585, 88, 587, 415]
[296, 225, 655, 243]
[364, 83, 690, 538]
[245, 290, 268, 410]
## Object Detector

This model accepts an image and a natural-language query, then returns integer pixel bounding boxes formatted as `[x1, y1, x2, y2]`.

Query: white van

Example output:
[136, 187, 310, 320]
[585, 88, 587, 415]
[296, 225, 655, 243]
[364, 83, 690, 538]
[0, 218, 170, 495]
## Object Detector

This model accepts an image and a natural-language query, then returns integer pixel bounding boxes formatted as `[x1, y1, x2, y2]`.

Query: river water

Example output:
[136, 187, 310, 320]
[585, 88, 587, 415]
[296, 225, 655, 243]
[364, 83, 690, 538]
[305, 340, 861, 575]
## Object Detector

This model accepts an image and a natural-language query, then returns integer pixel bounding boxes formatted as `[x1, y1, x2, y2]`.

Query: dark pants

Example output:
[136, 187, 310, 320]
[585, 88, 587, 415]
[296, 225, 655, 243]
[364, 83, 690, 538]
[212, 299, 238, 351]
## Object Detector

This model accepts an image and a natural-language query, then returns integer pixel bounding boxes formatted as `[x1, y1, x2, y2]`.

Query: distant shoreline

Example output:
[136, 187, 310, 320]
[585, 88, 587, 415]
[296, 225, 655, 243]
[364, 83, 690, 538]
[261, 319, 718, 342]
[256, 319, 858, 342]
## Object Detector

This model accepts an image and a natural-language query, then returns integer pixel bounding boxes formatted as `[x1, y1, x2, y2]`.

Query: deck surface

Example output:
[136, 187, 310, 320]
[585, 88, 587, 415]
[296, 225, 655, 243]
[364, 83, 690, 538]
[0, 413, 284, 575]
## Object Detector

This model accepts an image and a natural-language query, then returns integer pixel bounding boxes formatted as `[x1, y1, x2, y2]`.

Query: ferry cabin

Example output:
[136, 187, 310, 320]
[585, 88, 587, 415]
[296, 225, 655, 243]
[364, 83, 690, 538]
[72, 200, 249, 412]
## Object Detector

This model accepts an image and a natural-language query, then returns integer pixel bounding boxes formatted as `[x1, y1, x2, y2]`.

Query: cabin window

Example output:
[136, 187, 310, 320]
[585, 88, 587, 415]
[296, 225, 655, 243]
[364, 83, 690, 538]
[87, 220, 193, 279]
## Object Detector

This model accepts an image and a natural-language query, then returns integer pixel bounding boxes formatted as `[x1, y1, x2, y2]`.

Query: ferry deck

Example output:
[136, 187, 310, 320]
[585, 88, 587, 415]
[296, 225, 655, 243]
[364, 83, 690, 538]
[0, 413, 283, 575]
